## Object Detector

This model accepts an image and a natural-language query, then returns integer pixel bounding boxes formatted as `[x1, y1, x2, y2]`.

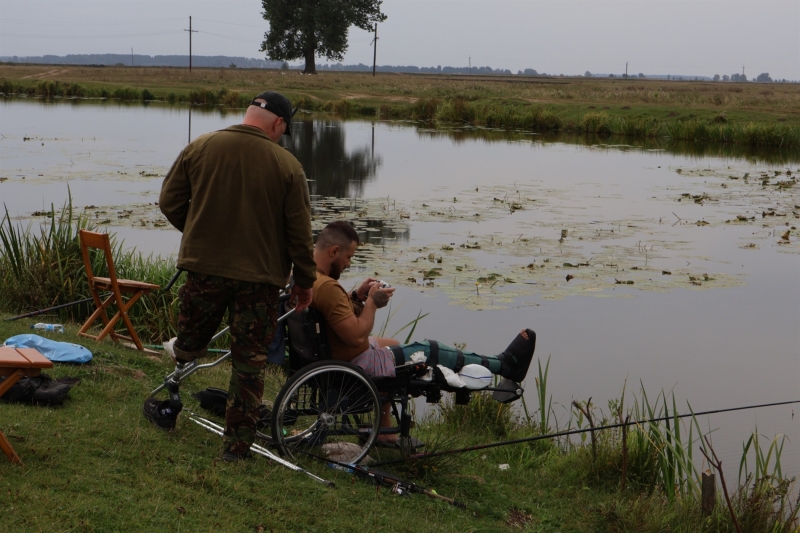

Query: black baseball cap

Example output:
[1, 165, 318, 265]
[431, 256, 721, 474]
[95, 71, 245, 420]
[249, 91, 297, 136]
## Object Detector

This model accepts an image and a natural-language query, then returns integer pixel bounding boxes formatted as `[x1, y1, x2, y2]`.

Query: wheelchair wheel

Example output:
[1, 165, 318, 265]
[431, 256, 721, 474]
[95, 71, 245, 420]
[271, 360, 380, 465]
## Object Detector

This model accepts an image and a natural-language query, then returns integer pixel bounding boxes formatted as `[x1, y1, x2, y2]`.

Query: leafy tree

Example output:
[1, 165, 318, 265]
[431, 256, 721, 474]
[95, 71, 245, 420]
[584, 71, 592, 77]
[260, 0, 387, 74]
[756, 72, 772, 82]
[722, 74, 730, 81]
[713, 74, 720, 81]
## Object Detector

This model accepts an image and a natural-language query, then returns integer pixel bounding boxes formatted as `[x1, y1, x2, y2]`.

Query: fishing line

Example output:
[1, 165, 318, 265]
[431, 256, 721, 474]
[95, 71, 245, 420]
[373, 399, 800, 467]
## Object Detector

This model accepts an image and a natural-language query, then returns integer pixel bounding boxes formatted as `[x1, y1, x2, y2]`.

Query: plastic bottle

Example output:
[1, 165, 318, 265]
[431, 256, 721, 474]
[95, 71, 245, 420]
[326, 462, 354, 473]
[31, 323, 64, 333]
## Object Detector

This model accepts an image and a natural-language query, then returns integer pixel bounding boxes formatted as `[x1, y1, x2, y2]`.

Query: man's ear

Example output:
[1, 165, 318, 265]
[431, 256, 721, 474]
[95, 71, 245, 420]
[328, 245, 340, 258]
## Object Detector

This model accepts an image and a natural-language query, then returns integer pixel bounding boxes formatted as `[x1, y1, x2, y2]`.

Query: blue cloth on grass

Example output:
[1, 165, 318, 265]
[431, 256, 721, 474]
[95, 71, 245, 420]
[4, 334, 93, 364]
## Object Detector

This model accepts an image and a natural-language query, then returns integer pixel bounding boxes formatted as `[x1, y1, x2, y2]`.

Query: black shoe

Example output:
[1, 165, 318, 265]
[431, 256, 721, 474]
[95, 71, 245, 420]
[496, 329, 536, 383]
[143, 397, 180, 431]
[221, 444, 253, 462]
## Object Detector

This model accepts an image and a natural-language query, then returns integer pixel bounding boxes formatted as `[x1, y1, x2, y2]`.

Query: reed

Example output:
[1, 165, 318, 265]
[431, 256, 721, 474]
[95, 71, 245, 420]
[436, 390, 516, 440]
[0, 196, 180, 342]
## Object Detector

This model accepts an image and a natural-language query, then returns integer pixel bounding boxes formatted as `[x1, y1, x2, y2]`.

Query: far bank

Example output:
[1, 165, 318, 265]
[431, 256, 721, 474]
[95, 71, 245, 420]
[2, 64, 799, 147]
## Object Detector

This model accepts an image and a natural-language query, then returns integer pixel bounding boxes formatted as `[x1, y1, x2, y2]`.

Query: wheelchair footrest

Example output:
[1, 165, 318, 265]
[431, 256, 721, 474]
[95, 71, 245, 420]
[491, 379, 524, 404]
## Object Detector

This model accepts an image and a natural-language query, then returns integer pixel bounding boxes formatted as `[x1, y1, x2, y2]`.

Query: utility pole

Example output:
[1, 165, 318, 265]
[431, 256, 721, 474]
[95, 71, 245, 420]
[742, 65, 745, 78]
[625, 62, 628, 78]
[370, 24, 378, 77]
[185, 16, 198, 72]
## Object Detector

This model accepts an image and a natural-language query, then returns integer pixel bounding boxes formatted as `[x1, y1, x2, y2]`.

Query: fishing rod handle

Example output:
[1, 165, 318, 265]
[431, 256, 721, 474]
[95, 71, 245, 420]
[189, 414, 335, 487]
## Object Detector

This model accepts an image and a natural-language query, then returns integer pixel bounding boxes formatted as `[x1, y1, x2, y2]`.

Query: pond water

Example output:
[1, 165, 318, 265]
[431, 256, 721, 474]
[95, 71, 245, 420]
[2, 98, 799, 486]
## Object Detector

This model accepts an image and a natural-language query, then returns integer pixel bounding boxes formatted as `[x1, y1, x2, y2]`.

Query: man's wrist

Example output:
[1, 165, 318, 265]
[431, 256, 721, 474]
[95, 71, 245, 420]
[351, 290, 364, 303]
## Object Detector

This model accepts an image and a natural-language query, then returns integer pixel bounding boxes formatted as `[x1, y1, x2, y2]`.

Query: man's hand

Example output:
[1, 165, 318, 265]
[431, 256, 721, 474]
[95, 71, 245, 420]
[367, 283, 395, 309]
[291, 285, 313, 313]
[355, 277, 378, 301]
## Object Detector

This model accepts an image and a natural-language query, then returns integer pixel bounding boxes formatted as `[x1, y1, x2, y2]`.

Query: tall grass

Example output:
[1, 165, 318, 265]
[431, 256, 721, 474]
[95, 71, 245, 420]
[0, 196, 180, 342]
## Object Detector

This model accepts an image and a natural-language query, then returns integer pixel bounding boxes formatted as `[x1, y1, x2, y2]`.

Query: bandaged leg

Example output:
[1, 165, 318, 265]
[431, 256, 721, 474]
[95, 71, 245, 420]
[388, 329, 536, 383]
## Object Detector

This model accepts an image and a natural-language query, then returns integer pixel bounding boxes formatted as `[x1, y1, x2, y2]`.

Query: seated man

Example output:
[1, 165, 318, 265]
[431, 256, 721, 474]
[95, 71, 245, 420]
[311, 221, 536, 393]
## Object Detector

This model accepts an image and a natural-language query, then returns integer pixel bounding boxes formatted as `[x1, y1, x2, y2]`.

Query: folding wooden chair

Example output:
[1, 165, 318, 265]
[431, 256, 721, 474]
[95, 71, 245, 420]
[77, 230, 160, 351]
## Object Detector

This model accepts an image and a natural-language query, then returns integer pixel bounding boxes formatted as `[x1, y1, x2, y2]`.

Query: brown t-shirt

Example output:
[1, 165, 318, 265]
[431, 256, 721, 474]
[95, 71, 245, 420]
[311, 273, 369, 361]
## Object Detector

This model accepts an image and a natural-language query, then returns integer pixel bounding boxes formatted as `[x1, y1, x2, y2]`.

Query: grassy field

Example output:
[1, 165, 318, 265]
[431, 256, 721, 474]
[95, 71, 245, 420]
[2, 64, 799, 146]
[1, 314, 798, 532]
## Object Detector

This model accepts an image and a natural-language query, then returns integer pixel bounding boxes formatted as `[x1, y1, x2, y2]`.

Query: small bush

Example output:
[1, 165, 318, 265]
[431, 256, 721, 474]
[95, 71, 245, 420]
[189, 88, 218, 105]
[412, 98, 440, 121]
[38, 80, 61, 97]
[141, 89, 155, 102]
[581, 112, 613, 135]
[111, 86, 141, 100]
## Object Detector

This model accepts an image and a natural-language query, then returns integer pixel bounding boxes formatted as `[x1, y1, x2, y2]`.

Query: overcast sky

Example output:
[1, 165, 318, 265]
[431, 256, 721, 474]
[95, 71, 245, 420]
[1, 0, 798, 80]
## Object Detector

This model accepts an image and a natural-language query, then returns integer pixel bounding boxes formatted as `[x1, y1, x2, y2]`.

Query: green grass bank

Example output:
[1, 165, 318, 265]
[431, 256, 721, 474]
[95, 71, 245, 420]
[2, 64, 799, 147]
[1, 316, 798, 532]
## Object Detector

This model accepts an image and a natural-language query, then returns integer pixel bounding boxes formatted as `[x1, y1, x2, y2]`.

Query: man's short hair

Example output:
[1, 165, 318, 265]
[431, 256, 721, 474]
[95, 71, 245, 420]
[316, 221, 360, 250]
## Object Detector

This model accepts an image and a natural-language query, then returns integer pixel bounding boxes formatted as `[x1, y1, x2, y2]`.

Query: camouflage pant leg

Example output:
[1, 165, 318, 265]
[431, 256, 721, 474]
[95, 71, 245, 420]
[174, 272, 233, 362]
[223, 281, 280, 452]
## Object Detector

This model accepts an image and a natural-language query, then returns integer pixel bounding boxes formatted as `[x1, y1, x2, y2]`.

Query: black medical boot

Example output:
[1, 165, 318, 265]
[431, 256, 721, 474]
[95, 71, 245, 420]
[496, 329, 536, 383]
[143, 398, 181, 431]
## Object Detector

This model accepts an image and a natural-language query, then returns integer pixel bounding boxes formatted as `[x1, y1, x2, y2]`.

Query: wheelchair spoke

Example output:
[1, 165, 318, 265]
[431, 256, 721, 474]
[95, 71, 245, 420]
[272, 361, 381, 465]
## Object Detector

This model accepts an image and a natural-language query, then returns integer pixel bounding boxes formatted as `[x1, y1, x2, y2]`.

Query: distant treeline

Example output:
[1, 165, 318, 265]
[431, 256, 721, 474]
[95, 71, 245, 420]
[1, 55, 792, 82]
[0, 54, 283, 69]
[316, 63, 515, 75]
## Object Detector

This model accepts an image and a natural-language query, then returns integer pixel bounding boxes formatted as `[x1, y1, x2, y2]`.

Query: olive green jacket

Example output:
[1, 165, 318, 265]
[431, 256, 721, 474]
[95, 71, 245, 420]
[160, 124, 316, 289]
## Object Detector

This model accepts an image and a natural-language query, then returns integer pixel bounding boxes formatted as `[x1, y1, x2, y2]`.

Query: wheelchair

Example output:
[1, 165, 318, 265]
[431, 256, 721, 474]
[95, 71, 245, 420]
[270, 306, 527, 465]
[151, 303, 527, 466]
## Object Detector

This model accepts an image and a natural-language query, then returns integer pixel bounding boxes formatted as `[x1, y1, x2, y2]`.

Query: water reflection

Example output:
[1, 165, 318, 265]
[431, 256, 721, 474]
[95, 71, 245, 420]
[281, 119, 382, 198]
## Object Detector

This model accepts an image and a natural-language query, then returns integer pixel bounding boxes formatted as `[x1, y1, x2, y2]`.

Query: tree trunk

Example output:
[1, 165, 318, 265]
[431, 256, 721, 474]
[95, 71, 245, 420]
[303, 48, 316, 74]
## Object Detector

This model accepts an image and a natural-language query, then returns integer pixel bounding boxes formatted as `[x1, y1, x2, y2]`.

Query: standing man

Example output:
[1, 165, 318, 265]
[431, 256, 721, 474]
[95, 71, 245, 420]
[144, 92, 316, 462]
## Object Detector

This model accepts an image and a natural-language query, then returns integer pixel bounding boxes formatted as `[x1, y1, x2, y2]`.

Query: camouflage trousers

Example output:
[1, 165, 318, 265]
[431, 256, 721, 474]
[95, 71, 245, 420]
[174, 272, 280, 452]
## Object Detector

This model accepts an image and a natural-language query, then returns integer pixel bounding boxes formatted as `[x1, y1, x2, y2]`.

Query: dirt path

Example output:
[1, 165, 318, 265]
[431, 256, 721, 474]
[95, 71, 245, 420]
[20, 69, 70, 80]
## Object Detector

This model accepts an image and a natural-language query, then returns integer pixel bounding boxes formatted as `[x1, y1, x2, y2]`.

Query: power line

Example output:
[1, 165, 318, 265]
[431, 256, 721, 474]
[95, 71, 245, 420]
[196, 30, 257, 44]
[193, 17, 264, 28]
[1, 17, 185, 26]
[0, 31, 183, 39]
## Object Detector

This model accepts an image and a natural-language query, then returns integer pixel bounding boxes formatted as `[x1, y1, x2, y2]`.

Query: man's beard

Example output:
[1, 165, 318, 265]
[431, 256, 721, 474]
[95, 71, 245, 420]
[329, 262, 342, 280]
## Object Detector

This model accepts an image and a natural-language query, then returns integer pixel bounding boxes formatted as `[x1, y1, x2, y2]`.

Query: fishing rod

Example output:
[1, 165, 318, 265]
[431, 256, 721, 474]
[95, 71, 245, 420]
[187, 412, 335, 487]
[373, 399, 800, 467]
[4, 268, 185, 321]
[251, 429, 466, 508]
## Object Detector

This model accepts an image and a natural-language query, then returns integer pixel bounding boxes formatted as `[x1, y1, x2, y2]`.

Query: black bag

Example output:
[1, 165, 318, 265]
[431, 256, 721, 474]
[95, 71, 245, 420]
[191, 387, 271, 427]
[0, 373, 80, 405]
[286, 307, 331, 369]
[191, 387, 228, 417]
